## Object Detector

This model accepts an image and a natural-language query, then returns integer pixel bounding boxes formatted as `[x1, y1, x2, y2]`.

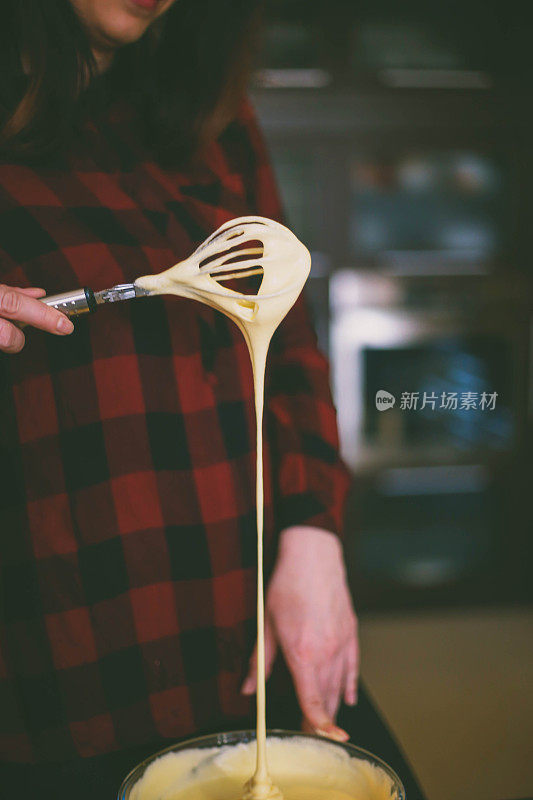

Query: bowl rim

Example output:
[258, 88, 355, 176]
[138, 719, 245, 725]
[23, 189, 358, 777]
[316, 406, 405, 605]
[117, 728, 406, 799]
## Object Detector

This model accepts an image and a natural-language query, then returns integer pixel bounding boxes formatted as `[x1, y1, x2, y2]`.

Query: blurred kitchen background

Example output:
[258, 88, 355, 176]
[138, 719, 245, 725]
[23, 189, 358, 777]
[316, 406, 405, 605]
[252, 2, 532, 799]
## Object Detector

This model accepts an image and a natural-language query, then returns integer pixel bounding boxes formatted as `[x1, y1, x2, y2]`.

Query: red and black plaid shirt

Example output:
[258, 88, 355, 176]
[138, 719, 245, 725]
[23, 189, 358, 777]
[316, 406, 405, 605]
[0, 97, 351, 763]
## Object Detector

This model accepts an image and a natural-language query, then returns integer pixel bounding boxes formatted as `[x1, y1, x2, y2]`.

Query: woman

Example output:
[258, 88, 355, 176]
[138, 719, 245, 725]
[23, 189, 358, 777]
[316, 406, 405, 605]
[0, 1, 358, 796]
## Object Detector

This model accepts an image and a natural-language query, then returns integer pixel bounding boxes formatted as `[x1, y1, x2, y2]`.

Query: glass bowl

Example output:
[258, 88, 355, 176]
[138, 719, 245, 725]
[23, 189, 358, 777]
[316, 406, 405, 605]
[118, 729, 406, 799]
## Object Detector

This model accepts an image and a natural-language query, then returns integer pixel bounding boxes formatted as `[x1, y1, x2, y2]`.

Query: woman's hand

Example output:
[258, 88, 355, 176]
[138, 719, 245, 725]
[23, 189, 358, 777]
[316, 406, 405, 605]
[0, 284, 73, 353]
[242, 526, 359, 742]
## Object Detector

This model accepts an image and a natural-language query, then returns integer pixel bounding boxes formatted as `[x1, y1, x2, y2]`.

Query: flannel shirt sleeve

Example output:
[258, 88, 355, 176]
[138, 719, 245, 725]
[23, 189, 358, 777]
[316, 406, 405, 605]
[233, 99, 352, 539]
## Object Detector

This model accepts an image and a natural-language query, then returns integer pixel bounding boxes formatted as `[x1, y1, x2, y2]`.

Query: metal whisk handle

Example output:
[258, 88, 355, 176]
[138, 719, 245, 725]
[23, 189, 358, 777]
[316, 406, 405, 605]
[41, 288, 97, 318]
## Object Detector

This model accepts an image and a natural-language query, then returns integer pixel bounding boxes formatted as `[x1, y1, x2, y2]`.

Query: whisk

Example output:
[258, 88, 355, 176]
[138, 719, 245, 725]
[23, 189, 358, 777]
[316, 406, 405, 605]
[33, 216, 311, 332]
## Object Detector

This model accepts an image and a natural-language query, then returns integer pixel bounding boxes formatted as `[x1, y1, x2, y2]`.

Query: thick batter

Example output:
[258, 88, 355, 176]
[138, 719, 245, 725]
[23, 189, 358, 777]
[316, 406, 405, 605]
[129, 736, 396, 800]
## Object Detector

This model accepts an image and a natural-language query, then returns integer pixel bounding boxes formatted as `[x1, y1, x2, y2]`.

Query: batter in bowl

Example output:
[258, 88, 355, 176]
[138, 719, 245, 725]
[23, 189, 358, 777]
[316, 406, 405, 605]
[129, 736, 397, 800]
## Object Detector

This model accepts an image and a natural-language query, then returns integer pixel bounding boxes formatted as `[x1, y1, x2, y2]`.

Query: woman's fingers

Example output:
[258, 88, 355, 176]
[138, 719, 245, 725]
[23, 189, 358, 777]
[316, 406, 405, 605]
[290, 658, 348, 742]
[0, 284, 73, 337]
[0, 318, 26, 353]
[241, 614, 278, 695]
[264, 528, 360, 743]
[343, 636, 359, 707]
[319, 655, 345, 720]
[0, 285, 73, 354]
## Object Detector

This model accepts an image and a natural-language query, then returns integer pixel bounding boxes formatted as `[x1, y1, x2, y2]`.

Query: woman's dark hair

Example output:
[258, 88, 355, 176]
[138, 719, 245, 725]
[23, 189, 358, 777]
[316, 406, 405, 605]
[0, 0, 261, 164]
